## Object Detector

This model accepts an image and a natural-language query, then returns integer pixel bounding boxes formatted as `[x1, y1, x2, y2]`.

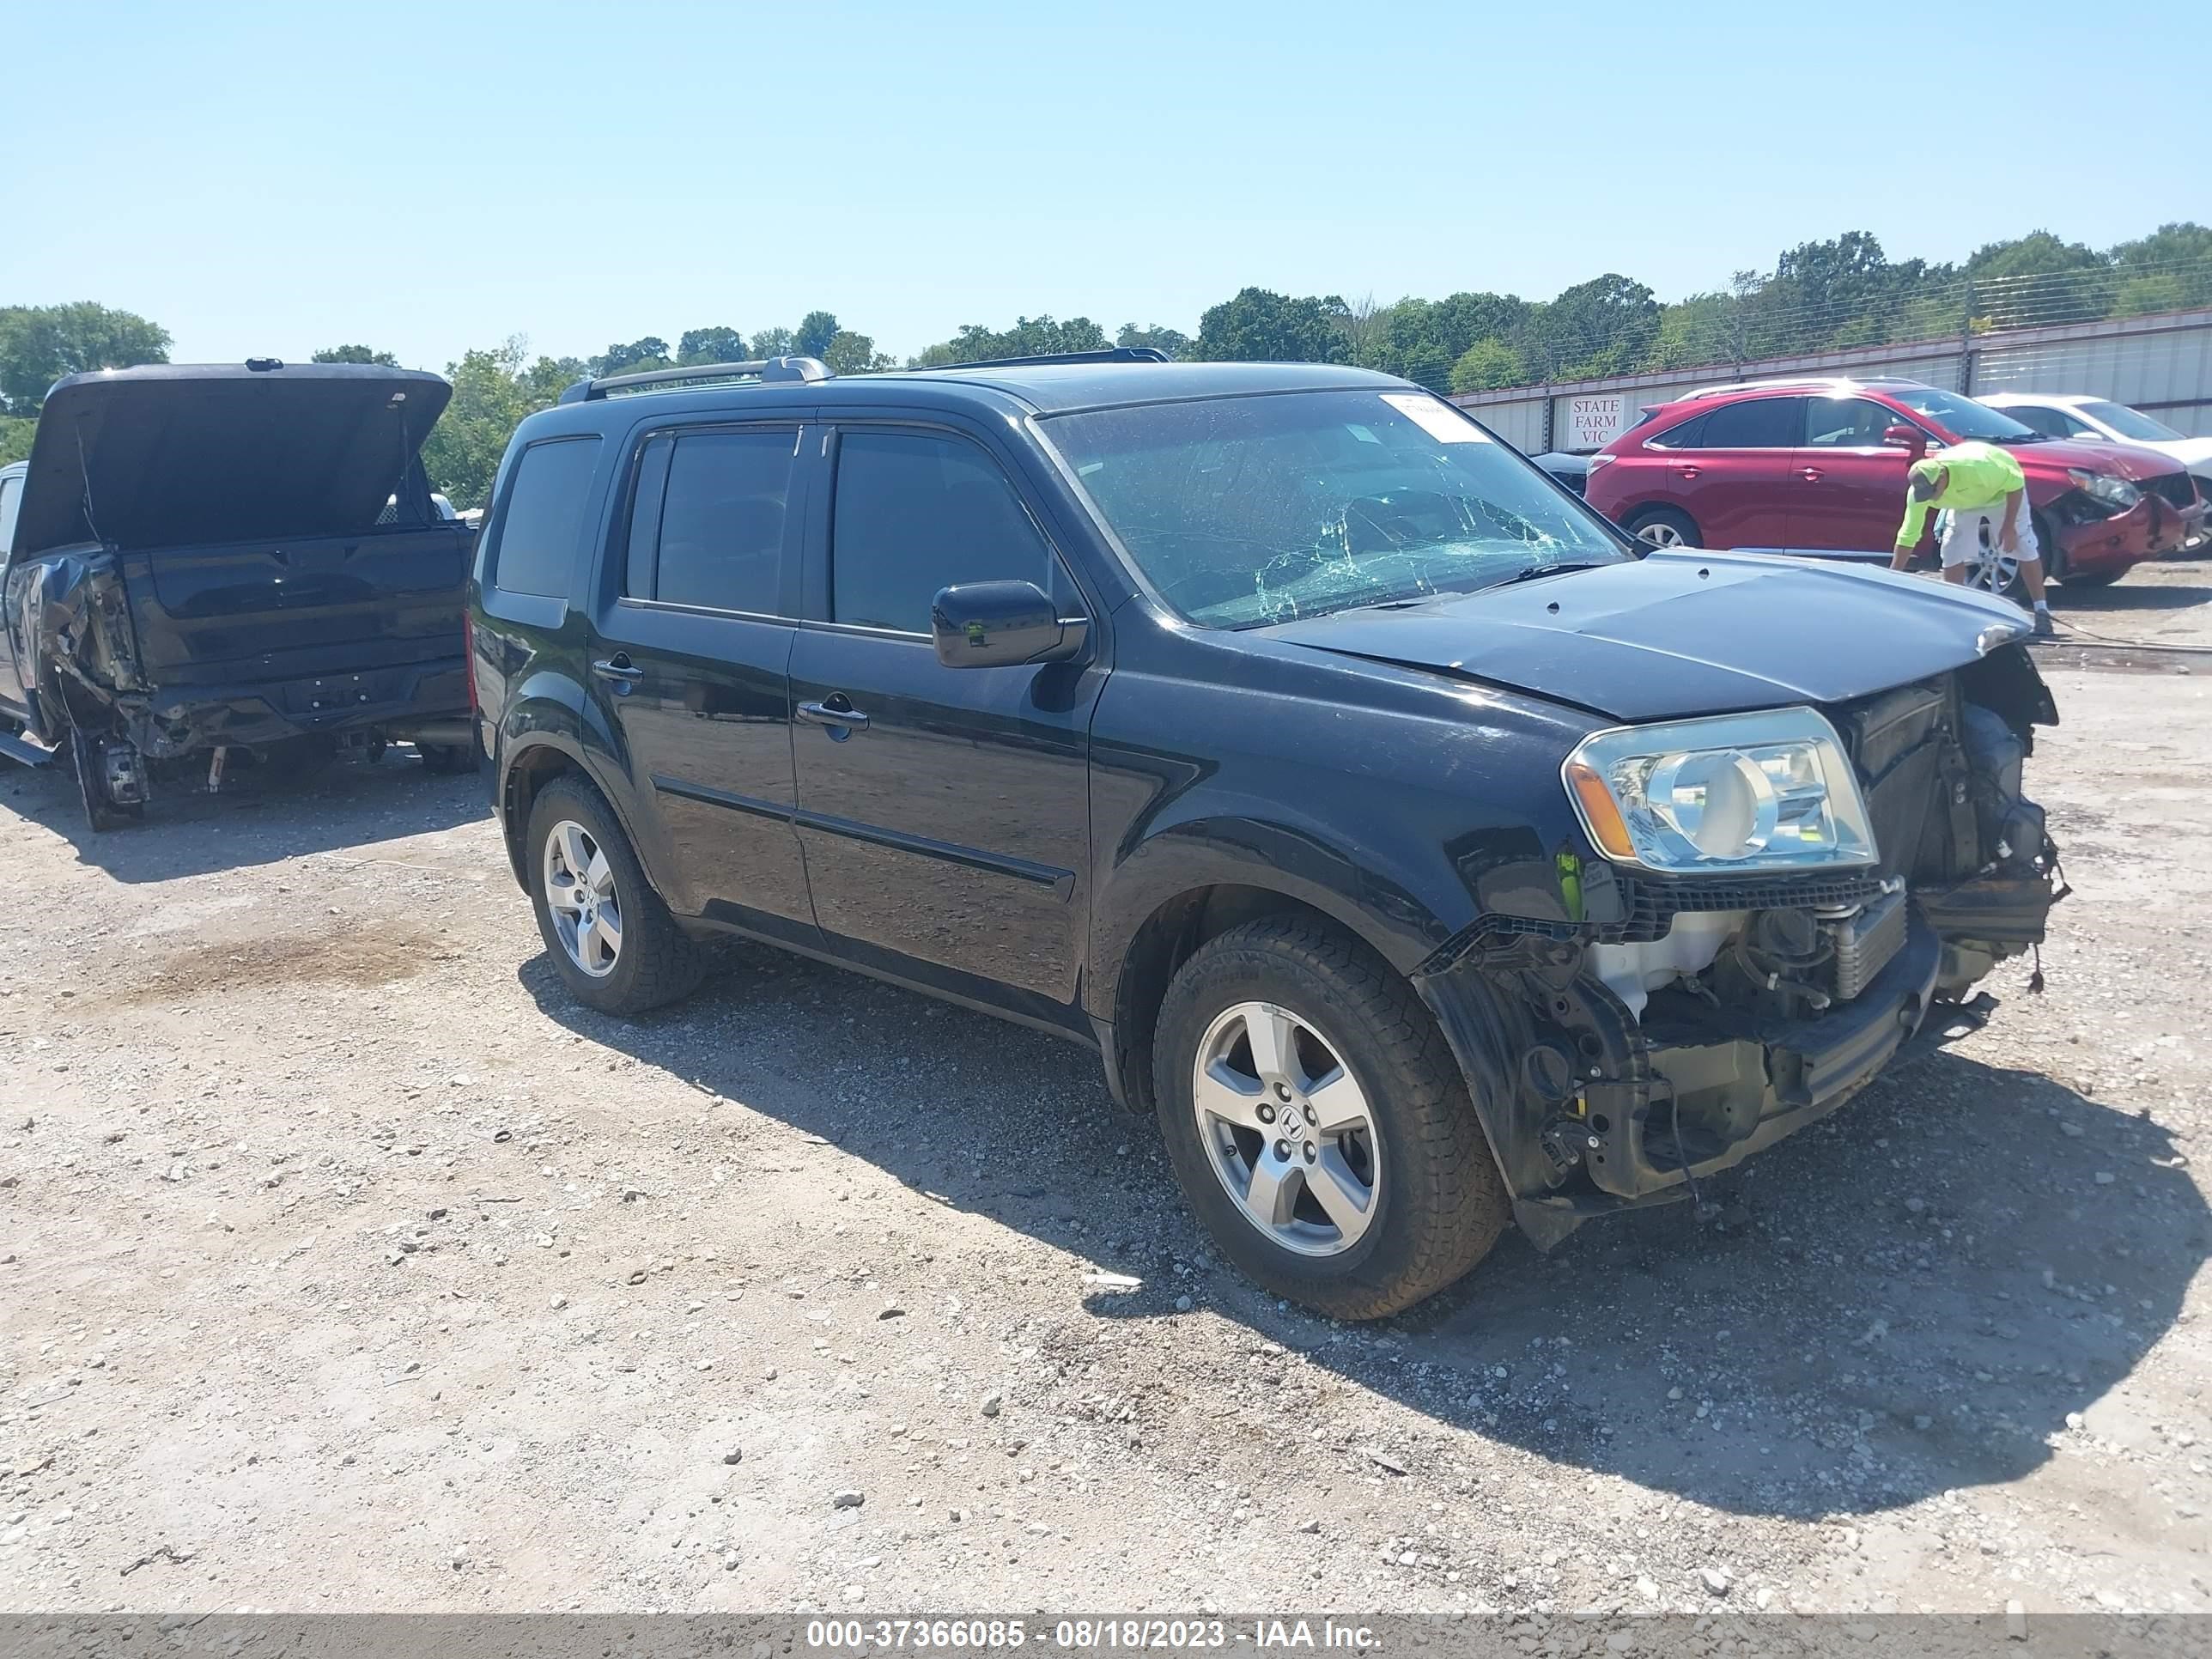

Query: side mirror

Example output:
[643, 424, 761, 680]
[931, 580, 1089, 669]
[1882, 424, 1928, 459]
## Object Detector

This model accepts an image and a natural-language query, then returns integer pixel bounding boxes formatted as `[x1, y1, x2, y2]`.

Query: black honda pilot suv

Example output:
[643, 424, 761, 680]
[468, 349, 2063, 1319]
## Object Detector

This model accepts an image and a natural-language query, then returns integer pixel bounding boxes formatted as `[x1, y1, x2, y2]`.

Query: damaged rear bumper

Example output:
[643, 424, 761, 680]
[114, 659, 473, 758]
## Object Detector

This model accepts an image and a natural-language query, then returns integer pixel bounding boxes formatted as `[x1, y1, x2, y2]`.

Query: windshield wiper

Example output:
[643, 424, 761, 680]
[1490, 560, 1614, 588]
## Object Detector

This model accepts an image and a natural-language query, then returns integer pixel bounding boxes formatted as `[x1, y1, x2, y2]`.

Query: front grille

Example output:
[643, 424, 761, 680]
[2146, 472, 2200, 512]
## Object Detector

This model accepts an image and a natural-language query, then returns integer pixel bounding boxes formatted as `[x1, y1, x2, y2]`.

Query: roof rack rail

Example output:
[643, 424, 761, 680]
[558, 356, 832, 404]
[1684, 374, 1853, 398]
[928, 346, 1170, 372]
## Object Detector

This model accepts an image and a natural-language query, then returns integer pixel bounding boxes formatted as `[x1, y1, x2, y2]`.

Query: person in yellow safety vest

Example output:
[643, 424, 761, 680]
[1889, 441, 2052, 635]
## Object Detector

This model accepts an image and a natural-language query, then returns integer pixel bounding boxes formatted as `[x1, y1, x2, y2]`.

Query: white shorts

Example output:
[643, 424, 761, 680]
[1936, 507, 2040, 568]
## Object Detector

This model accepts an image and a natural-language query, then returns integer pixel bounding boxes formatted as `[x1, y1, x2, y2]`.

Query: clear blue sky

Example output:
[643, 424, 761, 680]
[9, 1, 2207, 370]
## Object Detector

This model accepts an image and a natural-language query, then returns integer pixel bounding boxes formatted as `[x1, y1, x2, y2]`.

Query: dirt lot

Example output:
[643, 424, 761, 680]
[3, 564, 2209, 1618]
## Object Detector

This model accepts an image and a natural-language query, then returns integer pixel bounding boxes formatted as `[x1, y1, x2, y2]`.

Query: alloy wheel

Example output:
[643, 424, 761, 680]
[1191, 1000, 1381, 1257]
[1968, 543, 2022, 597]
[1638, 521, 1686, 548]
[543, 819, 623, 978]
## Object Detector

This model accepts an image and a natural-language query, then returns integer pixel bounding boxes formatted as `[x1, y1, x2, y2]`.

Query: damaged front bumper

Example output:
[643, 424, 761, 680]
[1414, 871, 2057, 1253]
[2048, 487, 2198, 577]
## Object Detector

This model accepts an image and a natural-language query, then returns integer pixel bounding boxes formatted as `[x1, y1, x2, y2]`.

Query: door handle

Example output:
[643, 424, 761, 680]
[592, 655, 643, 684]
[1676, 465, 1701, 479]
[798, 697, 870, 733]
[1799, 466, 1826, 482]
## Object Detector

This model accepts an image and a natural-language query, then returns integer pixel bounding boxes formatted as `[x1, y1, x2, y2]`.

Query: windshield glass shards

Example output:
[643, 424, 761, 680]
[1042, 389, 1632, 628]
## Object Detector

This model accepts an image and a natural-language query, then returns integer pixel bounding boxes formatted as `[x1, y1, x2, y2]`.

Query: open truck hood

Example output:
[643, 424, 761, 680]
[14, 362, 452, 558]
[1261, 548, 2027, 721]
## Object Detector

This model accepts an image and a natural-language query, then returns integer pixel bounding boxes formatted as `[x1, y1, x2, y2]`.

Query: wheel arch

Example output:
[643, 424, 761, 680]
[1621, 501, 1699, 544]
[496, 730, 646, 896]
[1097, 836, 1450, 1118]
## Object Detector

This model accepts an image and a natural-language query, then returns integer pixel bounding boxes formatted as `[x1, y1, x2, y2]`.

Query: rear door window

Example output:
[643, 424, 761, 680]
[830, 431, 1054, 634]
[624, 428, 797, 614]
[1696, 397, 1803, 449]
[489, 437, 602, 598]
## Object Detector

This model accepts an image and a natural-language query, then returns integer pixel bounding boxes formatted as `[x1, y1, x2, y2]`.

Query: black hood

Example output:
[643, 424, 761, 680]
[1261, 549, 2029, 721]
[15, 362, 452, 557]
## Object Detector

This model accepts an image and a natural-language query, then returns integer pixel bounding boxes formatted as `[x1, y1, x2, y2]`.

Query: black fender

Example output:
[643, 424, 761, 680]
[1085, 811, 1465, 1030]
[492, 673, 667, 901]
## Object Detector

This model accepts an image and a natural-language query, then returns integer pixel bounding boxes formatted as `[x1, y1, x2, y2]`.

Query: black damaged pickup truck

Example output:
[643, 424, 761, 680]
[471, 354, 2065, 1319]
[0, 362, 477, 826]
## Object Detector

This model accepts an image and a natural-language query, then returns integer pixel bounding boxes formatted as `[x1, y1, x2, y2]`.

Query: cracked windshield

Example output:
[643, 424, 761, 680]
[1044, 388, 1629, 628]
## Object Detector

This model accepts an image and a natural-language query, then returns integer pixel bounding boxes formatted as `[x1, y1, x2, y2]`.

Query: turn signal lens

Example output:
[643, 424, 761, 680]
[1565, 760, 1635, 860]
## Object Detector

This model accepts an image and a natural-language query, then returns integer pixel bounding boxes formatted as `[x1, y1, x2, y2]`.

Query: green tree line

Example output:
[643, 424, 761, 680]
[6, 222, 2208, 497]
[1182, 222, 2212, 398]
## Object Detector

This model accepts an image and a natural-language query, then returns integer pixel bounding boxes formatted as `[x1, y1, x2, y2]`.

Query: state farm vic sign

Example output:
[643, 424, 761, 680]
[1565, 395, 1627, 452]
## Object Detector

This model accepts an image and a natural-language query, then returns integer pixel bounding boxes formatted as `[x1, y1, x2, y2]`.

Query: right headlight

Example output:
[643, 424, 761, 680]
[1563, 707, 1878, 873]
[2068, 467, 2140, 512]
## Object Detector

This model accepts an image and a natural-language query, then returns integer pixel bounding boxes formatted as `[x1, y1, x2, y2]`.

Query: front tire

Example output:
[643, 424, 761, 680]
[525, 775, 706, 1017]
[1152, 916, 1510, 1320]
[1625, 505, 1699, 550]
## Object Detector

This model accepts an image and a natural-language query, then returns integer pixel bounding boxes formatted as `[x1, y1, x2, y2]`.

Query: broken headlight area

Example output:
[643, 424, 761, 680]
[2066, 468, 2141, 514]
[1563, 707, 1877, 875]
[2043, 484, 2136, 532]
[1419, 647, 2063, 1244]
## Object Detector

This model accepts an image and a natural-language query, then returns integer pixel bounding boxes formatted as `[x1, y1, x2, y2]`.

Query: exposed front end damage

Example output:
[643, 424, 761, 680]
[2043, 479, 2197, 579]
[1414, 646, 2063, 1249]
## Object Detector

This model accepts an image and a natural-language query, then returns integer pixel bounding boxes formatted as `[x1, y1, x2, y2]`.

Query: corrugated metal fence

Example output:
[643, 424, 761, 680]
[1449, 307, 2212, 452]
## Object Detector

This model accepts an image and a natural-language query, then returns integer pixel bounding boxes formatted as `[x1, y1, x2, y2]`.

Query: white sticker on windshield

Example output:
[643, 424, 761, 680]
[1380, 392, 1491, 443]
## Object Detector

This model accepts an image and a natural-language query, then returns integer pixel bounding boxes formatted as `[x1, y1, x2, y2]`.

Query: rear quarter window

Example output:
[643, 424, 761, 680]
[1645, 412, 1708, 449]
[489, 436, 603, 599]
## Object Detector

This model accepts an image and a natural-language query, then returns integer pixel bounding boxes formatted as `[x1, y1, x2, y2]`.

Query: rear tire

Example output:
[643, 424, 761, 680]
[1151, 916, 1510, 1321]
[1625, 505, 1699, 550]
[68, 720, 141, 833]
[525, 774, 706, 1017]
[418, 742, 476, 775]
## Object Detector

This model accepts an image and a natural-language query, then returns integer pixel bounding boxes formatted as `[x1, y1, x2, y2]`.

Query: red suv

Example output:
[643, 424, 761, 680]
[1583, 377, 2202, 592]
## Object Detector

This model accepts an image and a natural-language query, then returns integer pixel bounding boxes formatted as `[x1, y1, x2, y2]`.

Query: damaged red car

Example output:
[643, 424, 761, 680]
[1584, 376, 2203, 594]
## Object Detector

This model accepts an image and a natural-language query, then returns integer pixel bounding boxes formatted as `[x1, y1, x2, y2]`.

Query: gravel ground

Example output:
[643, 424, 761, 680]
[2, 562, 2208, 1618]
